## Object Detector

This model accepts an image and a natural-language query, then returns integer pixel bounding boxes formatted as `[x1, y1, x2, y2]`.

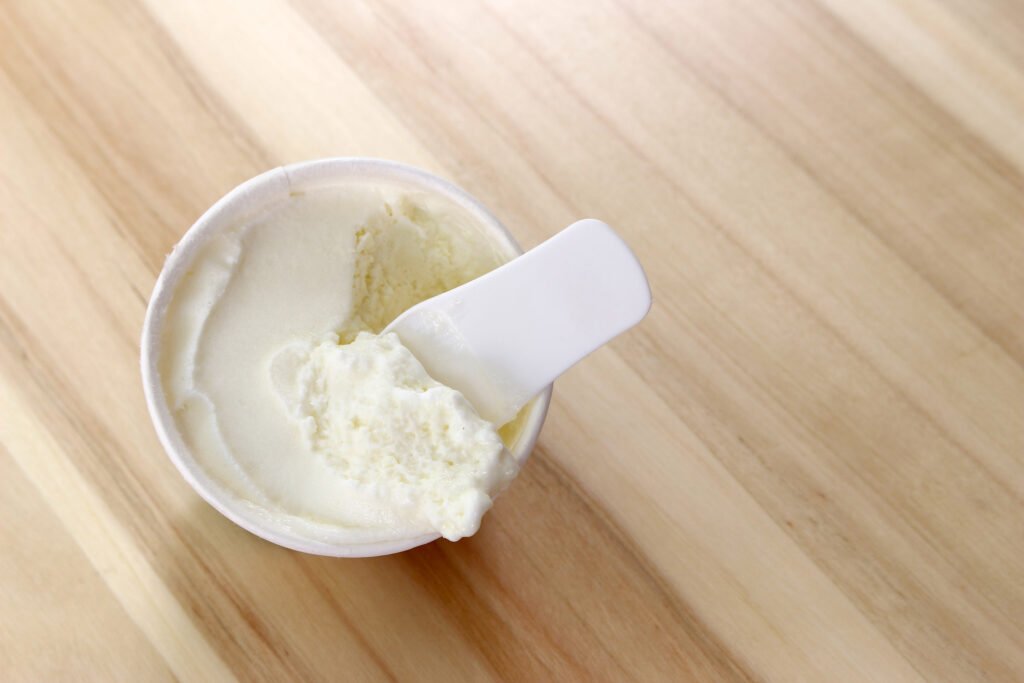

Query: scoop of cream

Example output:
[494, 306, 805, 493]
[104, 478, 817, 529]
[272, 332, 518, 541]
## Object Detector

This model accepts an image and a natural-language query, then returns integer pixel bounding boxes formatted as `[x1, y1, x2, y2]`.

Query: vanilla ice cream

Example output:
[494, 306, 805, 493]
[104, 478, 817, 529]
[158, 182, 523, 545]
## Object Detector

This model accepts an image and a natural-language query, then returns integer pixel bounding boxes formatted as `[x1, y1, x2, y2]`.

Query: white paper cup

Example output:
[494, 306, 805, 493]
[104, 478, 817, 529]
[140, 158, 552, 557]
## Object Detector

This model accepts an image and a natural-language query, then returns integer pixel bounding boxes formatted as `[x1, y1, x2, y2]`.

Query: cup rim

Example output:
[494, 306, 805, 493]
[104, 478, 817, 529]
[140, 157, 552, 557]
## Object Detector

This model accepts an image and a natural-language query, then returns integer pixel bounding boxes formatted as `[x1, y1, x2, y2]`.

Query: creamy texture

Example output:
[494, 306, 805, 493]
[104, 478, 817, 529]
[273, 332, 516, 540]
[159, 184, 516, 545]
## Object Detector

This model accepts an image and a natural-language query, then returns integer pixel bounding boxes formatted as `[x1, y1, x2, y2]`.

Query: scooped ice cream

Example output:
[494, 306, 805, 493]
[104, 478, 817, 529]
[273, 332, 516, 540]
[158, 183, 521, 545]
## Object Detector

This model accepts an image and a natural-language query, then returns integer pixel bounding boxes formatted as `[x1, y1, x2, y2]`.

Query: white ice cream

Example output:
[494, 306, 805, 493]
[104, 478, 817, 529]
[273, 332, 516, 540]
[158, 184, 522, 545]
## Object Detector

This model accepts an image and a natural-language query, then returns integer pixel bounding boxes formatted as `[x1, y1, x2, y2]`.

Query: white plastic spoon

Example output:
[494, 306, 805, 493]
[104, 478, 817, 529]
[384, 219, 651, 425]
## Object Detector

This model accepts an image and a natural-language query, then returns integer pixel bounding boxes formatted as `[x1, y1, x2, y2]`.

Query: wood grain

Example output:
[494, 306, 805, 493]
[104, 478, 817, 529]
[1, 0, 1022, 680]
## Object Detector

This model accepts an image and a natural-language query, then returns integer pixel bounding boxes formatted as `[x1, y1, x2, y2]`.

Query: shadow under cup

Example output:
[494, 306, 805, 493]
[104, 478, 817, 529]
[141, 158, 552, 557]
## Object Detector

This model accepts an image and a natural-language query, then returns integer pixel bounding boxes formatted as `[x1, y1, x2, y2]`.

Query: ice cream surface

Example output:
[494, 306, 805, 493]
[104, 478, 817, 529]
[273, 332, 516, 540]
[159, 183, 519, 545]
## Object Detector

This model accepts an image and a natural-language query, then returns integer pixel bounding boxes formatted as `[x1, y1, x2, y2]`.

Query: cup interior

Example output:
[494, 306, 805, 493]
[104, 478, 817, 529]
[140, 158, 551, 557]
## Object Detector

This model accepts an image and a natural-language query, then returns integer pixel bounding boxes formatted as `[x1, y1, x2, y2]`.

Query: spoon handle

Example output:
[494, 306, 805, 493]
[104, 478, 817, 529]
[386, 219, 651, 425]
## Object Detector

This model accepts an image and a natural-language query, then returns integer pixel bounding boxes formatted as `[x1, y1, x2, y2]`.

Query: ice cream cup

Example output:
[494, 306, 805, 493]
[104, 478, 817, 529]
[140, 158, 552, 557]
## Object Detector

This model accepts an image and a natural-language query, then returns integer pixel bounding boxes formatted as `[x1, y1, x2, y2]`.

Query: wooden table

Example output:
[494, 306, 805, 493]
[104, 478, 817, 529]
[2, 1, 1022, 680]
